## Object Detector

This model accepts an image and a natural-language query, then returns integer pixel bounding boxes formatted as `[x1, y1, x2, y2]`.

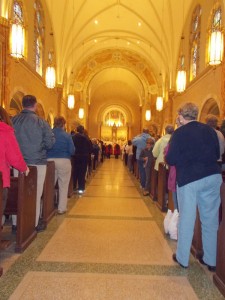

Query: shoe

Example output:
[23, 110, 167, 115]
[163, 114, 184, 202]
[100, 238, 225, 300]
[58, 210, 67, 215]
[198, 257, 216, 272]
[35, 223, 46, 232]
[143, 191, 149, 196]
[12, 225, 17, 234]
[172, 254, 188, 269]
[78, 190, 84, 194]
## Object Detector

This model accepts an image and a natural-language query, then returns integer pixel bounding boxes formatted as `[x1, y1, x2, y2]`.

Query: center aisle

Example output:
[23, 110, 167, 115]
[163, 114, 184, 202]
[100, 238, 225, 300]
[0, 159, 223, 299]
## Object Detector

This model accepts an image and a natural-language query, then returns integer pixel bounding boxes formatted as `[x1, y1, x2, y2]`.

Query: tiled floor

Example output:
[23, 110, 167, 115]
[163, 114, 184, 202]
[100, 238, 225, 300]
[0, 158, 224, 299]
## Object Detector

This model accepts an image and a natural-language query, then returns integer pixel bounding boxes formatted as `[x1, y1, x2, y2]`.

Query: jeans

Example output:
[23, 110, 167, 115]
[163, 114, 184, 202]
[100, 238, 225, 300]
[138, 159, 146, 188]
[176, 174, 222, 267]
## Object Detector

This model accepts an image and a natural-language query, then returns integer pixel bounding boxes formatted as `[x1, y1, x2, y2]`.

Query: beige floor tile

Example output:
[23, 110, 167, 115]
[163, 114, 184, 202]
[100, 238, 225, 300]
[9, 272, 198, 300]
[69, 196, 152, 217]
[85, 185, 141, 198]
[37, 219, 174, 265]
[90, 178, 135, 186]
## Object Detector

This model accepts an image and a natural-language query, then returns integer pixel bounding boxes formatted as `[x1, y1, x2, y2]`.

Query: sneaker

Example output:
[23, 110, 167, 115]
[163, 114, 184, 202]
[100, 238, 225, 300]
[12, 225, 17, 234]
[57, 210, 67, 215]
[78, 190, 84, 194]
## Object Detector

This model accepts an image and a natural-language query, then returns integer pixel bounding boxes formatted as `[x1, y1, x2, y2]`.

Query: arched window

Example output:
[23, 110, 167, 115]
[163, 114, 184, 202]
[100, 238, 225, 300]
[212, 6, 222, 28]
[190, 5, 201, 81]
[13, 1, 24, 24]
[34, 0, 45, 75]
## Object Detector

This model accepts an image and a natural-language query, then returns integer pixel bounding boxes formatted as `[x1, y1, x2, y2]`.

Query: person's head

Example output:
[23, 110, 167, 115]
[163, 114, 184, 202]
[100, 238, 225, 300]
[178, 102, 199, 124]
[146, 137, 155, 148]
[205, 114, 218, 129]
[0, 106, 12, 126]
[142, 128, 149, 134]
[54, 116, 66, 128]
[22, 95, 37, 110]
[128, 140, 132, 146]
[77, 125, 84, 133]
[165, 124, 174, 135]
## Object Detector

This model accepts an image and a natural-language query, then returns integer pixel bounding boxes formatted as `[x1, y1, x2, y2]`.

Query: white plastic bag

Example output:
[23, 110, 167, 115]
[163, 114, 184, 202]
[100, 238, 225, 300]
[163, 209, 173, 234]
[168, 209, 179, 240]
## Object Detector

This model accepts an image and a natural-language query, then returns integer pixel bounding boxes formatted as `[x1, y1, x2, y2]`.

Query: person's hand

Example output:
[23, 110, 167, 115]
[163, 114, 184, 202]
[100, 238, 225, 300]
[25, 167, 30, 176]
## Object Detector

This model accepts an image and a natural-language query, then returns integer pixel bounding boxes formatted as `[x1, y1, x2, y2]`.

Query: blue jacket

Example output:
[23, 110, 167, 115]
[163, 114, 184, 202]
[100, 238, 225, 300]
[12, 110, 55, 165]
[166, 121, 221, 187]
[47, 127, 75, 159]
[132, 133, 151, 159]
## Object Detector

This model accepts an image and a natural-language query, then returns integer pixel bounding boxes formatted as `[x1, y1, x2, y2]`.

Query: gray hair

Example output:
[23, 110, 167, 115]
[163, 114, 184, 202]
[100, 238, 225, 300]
[165, 124, 174, 134]
[178, 103, 199, 120]
[205, 114, 218, 129]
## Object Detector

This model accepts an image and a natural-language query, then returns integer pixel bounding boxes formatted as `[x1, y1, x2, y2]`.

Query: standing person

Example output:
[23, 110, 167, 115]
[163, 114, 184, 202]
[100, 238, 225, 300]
[114, 143, 120, 159]
[72, 125, 92, 194]
[166, 102, 222, 270]
[47, 116, 75, 214]
[125, 140, 133, 172]
[139, 138, 155, 196]
[0, 106, 29, 226]
[152, 125, 174, 200]
[205, 114, 225, 168]
[12, 95, 55, 232]
[132, 128, 151, 189]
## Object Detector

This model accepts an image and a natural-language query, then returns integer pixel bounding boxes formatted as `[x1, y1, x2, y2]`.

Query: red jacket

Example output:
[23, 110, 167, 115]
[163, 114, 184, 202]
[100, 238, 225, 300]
[0, 122, 27, 188]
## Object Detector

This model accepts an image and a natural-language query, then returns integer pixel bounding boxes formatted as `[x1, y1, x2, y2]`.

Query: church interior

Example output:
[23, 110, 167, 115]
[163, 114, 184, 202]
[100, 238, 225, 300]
[1, 0, 225, 299]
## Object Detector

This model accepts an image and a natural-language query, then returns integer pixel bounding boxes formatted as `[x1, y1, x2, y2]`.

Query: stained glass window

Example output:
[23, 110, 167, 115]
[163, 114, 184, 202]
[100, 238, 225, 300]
[190, 5, 201, 81]
[34, 0, 45, 75]
[13, 1, 23, 24]
[213, 7, 222, 28]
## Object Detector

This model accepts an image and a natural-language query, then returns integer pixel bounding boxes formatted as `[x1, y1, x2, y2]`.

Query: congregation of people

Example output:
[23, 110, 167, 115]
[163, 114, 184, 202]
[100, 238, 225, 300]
[1, 97, 225, 273]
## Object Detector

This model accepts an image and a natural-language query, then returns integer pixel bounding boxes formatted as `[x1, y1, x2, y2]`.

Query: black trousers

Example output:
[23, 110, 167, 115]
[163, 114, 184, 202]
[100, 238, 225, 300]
[73, 156, 88, 190]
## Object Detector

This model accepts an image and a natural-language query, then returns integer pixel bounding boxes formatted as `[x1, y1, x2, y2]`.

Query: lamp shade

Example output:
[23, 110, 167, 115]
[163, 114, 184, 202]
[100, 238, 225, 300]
[68, 94, 75, 109]
[79, 108, 84, 119]
[208, 30, 224, 65]
[45, 66, 56, 88]
[156, 96, 163, 111]
[145, 109, 151, 121]
[10, 23, 24, 58]
[176, 70, 186, 92]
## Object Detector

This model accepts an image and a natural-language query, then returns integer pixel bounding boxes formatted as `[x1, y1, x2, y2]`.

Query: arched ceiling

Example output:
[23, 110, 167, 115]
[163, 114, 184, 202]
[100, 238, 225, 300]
[45, 0, 192, 92]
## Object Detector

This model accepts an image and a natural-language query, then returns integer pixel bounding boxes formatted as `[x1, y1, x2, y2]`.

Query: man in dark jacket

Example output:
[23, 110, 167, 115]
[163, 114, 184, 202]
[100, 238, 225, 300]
[72, 125, 92, 194]
[12, 95, 55, 231]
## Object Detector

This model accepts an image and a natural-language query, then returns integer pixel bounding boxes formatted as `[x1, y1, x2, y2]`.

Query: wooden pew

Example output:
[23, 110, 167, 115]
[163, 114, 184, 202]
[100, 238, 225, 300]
[0, 174, 3, 276]
[191, 209, 203, 259]
[4, 167, 37, 253]
[167, 191, 174, 211]
[42, 161, 56, 227]
[150, 160, 157, 201]
[156, 162, 168, 212]
[213, 182, 225, 298]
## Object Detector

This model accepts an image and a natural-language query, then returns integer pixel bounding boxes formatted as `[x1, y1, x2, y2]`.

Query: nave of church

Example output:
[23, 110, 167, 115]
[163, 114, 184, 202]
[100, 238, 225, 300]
[0, 159, 223, 300]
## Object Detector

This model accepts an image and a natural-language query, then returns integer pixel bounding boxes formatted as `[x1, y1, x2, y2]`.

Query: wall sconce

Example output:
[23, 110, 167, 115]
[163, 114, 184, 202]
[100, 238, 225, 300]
[10, 21, 24, 58]
[156, 96, 163, 111]
[145, 109, 151, 121]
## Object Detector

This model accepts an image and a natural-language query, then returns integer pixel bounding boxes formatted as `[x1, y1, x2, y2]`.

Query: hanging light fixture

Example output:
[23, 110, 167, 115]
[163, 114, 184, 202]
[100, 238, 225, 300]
[10, 21, 25, 58]
[145, 109, 151, 121]
[208, 5, 224, 66]
[45, 51, 56, 88]
[68, 94, 75, 110]
[156, 96, 163, 111]
[79, 108, 84, 119]
[176, 37, 186, 93]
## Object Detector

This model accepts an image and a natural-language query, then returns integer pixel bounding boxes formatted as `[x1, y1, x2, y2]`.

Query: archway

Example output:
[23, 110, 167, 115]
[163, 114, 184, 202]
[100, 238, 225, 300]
[199, 98, 220, 123]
